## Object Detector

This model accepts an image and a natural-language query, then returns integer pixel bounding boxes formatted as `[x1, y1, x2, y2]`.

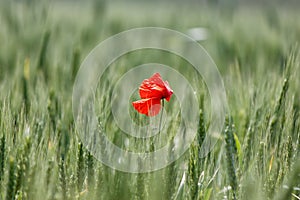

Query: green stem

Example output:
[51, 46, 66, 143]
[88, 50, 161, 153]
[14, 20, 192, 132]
[158, 99, 164, 135]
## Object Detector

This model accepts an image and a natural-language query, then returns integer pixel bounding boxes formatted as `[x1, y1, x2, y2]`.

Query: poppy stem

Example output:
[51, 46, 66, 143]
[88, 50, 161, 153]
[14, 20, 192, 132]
[158, 99, 164, 135]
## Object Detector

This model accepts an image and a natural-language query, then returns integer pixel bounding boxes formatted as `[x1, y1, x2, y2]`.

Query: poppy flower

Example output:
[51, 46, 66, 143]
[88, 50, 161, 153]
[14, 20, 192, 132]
[132, 73, 173, 116]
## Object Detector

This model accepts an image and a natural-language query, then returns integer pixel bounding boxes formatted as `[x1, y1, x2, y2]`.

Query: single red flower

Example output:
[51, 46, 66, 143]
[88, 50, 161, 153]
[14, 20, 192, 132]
[132, 73, 173, 116]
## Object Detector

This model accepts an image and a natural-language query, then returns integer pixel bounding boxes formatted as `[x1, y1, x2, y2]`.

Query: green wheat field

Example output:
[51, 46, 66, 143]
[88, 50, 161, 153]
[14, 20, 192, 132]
[0, 1, 300, 200]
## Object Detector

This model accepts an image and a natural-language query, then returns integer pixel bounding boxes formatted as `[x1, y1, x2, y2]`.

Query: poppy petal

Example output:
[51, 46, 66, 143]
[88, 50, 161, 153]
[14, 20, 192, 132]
[139, 73, 166, 99]
[147, 73, 165, 87]
[165, 96, 171, 102]
[132, 98, 161, 116]
[163, 81, 173, 101]
[139, 84, 165, 99]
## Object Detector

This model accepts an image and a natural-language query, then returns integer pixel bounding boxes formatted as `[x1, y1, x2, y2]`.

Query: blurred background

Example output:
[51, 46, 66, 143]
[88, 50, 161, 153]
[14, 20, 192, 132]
[0, 0, 299, 78]
[0, 1, 300, 200]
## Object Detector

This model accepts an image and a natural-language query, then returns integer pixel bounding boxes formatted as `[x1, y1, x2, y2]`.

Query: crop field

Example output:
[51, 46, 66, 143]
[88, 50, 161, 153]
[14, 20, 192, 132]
[0, 1, 300, 200]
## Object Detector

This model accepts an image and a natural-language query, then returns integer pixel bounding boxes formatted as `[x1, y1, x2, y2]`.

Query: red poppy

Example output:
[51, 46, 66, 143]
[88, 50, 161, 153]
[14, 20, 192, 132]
[132, 73, 173, 116]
